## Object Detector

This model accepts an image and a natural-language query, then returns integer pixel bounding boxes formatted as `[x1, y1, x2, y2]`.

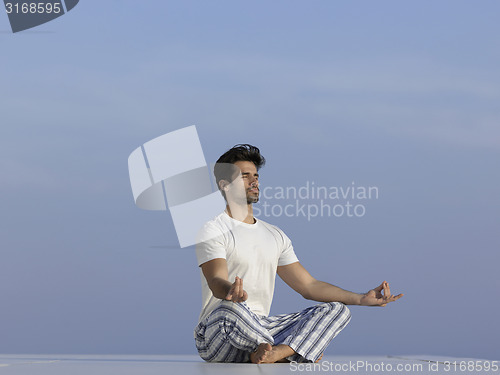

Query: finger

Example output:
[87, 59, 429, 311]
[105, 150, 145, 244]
[227, 277, 239, 301]
[383, 293, 403, 304]
[236, 277, 242, 299]
[225, 283, 235, 300]
[383, 281, 391, 297]
[233, 277, 240, 300]
[374, 282, 384, 293]
[388, 292, 403, 299]
[239, 278, 244, 299]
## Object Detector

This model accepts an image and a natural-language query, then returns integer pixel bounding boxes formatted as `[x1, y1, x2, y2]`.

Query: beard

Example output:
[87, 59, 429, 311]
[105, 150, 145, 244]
[246, 189, 259, 204]
[247, 195, 259, 204]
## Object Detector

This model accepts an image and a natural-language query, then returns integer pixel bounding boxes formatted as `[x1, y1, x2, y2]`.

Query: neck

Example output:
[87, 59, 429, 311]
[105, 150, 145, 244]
[226, 203, 255, 224]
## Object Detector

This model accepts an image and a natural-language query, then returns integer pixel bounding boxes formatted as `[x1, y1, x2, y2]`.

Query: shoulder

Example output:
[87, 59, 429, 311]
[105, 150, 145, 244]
[197, 212, 229, 243]
[257, 218, 291, 244]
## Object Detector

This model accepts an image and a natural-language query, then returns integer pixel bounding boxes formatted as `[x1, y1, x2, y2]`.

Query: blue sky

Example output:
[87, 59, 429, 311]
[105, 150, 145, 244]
[1, 0, 499, 360]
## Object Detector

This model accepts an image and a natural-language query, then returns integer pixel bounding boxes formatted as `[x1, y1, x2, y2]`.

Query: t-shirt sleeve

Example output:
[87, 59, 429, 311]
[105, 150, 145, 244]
[276, 228, 299, 266]
[195, 222, 227, 266]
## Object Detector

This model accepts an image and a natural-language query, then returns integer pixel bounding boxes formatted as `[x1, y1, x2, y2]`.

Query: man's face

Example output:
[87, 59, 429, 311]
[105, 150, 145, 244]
[227, 160, 260, 204]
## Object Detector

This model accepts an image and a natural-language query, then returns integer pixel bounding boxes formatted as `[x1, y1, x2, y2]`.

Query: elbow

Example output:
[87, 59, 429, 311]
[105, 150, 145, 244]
[299, 281, 317, 300]
[300, 289, 313, 301]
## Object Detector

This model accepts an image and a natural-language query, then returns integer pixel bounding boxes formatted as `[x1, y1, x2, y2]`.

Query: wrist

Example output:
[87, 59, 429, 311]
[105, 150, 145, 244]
[210, 278, 232, 299]
[355, 293, 363, 305]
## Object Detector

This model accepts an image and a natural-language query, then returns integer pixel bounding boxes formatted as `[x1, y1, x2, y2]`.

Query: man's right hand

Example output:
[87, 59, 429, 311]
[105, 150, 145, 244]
[225, 276, 248, 302]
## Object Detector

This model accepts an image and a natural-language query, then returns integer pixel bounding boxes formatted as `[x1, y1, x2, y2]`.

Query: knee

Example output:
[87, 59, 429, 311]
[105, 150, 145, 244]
[340, 303, 351, 321]
[333, 302, 350, 315]
[335, 303, 351, 326]
[318, 302, 351, 320]
[216, 300, 249, 315]
[210, 301, 254, 337]
[209, 301, 250, 325]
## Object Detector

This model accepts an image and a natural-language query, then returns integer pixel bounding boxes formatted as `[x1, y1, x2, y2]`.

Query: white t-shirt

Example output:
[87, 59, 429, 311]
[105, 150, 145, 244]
[195, 211, 299, 323]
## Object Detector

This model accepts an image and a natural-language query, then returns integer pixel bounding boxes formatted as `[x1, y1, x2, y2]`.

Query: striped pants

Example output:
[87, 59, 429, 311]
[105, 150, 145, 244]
[194, 300, 351, 363]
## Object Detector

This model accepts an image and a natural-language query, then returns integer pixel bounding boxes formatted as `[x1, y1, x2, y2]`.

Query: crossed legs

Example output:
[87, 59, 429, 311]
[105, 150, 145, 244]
[195, 300, 351, 363]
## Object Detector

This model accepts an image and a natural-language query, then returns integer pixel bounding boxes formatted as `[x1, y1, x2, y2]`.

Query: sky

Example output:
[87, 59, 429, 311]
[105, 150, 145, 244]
[1, 0, 499, 360]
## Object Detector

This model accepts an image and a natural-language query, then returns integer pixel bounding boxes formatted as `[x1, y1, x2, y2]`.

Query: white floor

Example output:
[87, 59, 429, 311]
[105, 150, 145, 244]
[0, 354, 498, 374]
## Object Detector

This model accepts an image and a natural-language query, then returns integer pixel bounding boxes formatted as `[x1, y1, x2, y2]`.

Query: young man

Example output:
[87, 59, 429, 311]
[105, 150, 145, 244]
[194, 144, 403, 364]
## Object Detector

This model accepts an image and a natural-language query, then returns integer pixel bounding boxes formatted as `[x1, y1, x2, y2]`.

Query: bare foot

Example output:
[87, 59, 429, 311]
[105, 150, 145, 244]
[250, 343, 273, 364]
[251, 344, 295, 364]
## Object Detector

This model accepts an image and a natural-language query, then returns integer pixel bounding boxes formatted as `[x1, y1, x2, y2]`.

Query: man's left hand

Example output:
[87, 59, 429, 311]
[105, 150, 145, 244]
[359, 281, 403, 306]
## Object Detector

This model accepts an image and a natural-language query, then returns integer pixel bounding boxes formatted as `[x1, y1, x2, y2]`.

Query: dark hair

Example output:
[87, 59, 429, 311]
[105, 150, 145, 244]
[214, 144, 266, 198]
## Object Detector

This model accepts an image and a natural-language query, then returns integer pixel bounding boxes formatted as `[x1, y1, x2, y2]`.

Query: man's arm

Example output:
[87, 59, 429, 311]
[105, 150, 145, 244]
[277, 262, 363, 305]
[200, 258, 248, 302]
[277, 262, 403, 306]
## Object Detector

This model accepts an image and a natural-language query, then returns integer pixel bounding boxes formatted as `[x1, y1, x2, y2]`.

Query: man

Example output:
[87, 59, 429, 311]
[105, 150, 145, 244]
[194, 144, 403, 364]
